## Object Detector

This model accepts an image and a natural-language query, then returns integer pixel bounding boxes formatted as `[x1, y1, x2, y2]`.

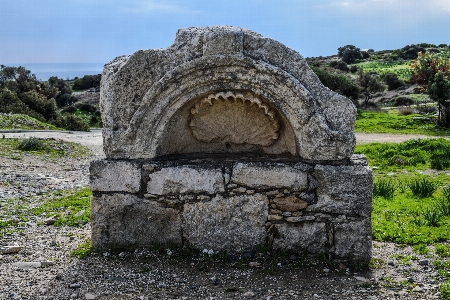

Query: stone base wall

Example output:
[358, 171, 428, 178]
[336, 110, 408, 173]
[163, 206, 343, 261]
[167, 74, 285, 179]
[90, 154, 373, 263]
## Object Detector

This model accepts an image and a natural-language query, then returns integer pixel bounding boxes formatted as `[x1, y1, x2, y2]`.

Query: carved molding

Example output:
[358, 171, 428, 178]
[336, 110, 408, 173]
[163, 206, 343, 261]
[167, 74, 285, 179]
[189, 92, 279, 146]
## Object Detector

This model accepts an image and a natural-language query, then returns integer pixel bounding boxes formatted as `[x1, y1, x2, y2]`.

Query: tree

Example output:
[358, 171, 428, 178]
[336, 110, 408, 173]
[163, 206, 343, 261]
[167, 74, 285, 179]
[49, 76, 76, 107]
[358, 69, 385, 106]
[410, 52, 450, 89]
[410, 52, 450, 126]
[337, 45, 362, 64]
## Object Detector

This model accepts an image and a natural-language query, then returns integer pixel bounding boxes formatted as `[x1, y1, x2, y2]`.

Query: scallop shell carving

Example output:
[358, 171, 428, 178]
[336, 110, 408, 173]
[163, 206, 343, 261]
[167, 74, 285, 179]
[189, 92, 279, 146]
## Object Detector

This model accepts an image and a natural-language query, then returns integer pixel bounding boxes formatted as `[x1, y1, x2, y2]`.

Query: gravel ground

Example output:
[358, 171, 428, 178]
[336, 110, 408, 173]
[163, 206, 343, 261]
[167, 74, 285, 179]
[0, 131, 449, 299]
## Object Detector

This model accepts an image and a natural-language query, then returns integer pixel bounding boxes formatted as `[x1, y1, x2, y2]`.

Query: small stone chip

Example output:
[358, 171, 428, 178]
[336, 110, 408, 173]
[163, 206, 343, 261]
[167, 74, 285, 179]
[267, 215, 283, 221]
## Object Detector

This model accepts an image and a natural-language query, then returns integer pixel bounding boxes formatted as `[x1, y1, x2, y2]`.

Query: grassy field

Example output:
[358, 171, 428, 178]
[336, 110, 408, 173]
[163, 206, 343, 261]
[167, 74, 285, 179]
[0, 137, 89, 160]
[0, 113, 60, 130]
[355, 109, 450, 136]
[355, 138, 450, 245]
[354, 61, 412, 81]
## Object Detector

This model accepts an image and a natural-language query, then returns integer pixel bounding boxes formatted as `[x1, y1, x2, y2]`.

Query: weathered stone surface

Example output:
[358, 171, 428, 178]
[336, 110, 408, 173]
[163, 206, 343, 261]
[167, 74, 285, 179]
[332, 218, 372, 263]
[273, 196, 308, 211]
[101, 26, 356, 161]
[231, 162, 308, 190]
[190, 92, 279, 146]
[90, 160, 141, 193]
[273, 222, 328, 253]
[308, 162, 373, 217]
[182, 194, 268, 252]
[91, 194, 181, 249]
[147, 166, 224, 195]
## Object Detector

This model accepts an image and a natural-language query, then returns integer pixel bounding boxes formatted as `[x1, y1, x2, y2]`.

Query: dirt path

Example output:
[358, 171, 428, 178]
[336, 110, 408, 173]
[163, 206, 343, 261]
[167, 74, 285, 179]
[2, 130, 445, 151]
[355, 133, 448, 144]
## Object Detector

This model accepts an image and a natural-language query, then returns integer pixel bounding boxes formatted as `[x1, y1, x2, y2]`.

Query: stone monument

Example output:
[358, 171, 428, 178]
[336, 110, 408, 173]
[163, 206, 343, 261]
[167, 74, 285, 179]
[90, 26, 373, 263]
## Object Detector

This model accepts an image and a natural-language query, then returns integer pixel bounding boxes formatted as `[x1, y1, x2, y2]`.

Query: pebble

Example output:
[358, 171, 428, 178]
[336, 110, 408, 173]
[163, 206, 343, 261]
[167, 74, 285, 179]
[249, 262, 261, 267]
[243, 291, 255, 297]
[43, 216, 58, 225]
[419, 259, 429, 265]
[85, 293, 96, 299]
[13, 261, 42, 269]
[412, 286, 423, 292]
[69, 283, 81, 289]
[0, 245, 22, 254]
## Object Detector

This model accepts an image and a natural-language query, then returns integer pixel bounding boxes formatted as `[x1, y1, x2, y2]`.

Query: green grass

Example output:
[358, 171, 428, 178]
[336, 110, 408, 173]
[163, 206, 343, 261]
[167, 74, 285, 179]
[0, 113, 60, 130]
[355, 109, 450, 135]
[70, 239, 92, 258]
[356, 139, 450, 245]
[0, 137, 89, 160]
[32, 188, 91, 227]
[355, 138, 450, 171]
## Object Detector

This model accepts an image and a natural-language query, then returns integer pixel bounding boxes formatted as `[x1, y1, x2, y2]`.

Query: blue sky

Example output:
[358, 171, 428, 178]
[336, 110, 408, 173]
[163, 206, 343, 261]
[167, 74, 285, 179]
[1, 0, 449, 64]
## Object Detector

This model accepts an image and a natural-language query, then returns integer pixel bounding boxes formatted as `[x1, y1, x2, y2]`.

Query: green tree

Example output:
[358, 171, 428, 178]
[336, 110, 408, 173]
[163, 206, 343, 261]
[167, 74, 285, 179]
[411, 52, 450, 126]
[337, 45, 362, 64]
[49, 76, 77, 107]
[358, 69, 386, 106]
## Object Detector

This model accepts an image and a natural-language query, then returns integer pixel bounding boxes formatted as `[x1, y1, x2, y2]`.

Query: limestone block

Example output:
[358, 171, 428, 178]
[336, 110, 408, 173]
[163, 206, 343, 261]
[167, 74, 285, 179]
[90, 160, 141, 193]
[332, 218, 372, 263]
[308, 161, 373, 217]
[147, 166, 224, 195]
[273, 222, 329, 254]
[231, 162, 308, 190]
[182, 194, 268, 252]
[91, 194, 181, 249]
[273, 196, 308, 211]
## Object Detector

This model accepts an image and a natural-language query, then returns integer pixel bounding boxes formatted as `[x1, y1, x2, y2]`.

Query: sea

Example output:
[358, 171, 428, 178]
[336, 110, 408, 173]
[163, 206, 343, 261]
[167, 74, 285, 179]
[3, 63, 105, 81]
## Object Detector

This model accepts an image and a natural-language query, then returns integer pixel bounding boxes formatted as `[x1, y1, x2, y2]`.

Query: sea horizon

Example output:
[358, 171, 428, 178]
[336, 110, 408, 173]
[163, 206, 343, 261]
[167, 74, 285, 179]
[3, 62, 105, 81]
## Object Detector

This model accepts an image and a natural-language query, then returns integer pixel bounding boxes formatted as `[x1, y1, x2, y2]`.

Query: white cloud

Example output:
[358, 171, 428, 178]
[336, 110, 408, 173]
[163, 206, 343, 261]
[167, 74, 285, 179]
[122, 0, 200, 14]
[324, 0, 450, 17]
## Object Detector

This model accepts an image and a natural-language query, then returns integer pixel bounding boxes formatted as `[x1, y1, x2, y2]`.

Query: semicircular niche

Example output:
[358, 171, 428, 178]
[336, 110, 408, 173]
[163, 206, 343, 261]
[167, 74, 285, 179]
[189, 92, 279, 147]
[158, 91, 296, 157]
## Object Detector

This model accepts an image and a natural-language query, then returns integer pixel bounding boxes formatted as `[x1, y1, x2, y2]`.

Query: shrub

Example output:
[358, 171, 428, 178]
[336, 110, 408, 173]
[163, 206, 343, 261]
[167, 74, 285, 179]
[435, 244, 450, 257]
[72, 74, 101, 90]
[349, 65, 358, 73]
[416, 103, 437, 114]
[399, 44, 425, 60]
[61, 106, 77, 114]
[384, 73, 406, 90]
[408, 177, 437, 198]
[337, 45, 362, 64]
[329, 61, 349, 72]
[311, 66, 360, 101]
[62, 115, 90, 131]
[373, 179, 397, 200]
[431, 154, 450, 170]
[77, 103, 96, 112]
[397, 107, 416, 115]
[18, 137, 45, 151]
[437, 196, 450, 216]
[393, 96, 414, 106]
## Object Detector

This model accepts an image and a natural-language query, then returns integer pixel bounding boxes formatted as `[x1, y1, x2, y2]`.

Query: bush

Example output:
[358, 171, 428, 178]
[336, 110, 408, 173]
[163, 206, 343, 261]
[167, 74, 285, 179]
[72, 74, 101, 90]
[397, 107, 416, 115]
[311, 66, 360, 101]
[337, 45, 362, 64]
[384, 73, 406, 90]
[393, 96, 414, 106]
[373, 179, 397, 200]
[18, 137, 45, 151]
[441, 280, 450, 300]
[408, 177, 437, 198]
[77, 103, 96, 112]
[399, 44, 425, 60]
[62, 115, 90, 131]
[329, 61, 349, 72]
[61, 106, 77, 113]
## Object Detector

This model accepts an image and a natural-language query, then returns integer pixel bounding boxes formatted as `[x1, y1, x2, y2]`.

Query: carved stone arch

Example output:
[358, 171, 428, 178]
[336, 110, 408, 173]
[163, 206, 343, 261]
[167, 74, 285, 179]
[101, 26, 356, 161]
[123, 57, 311, 158]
